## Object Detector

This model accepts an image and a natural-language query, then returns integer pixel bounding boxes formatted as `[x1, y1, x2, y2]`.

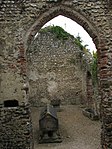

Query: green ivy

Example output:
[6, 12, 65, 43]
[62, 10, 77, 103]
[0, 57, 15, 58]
[41, 25, 98, 89]
[40, 25, 74, 40]
[74, 34, 89, 52]
[41, 25, 98, 87]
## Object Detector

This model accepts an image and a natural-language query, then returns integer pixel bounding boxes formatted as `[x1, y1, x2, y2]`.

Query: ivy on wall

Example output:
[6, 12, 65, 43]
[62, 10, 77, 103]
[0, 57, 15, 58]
[40, 25, 74, 40]
[40, 25, 98, 86]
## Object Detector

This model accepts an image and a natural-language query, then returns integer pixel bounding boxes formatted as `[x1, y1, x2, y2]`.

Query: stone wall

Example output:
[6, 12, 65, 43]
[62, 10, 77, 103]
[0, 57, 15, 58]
[0, 0, 111, 104]
[86, 71, 94, 109]
[27, 31, 89, 107]
[0, 103, 33, 149]
[0, 0, 112, 148]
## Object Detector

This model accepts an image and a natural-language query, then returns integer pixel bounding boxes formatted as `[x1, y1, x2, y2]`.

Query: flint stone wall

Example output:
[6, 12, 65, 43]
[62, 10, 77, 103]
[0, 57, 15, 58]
[0, 104, 33, 149]
[0, 0, 112, 148]
[27, 31, 89, 107]
[0, 0, 111, 104]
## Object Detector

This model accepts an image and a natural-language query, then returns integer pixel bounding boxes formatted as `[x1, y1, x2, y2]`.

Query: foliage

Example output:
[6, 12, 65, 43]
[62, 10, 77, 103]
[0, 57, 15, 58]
[40, 25, 74, 40]
[41, 26, 98, 91]
[41, 26, 90, 54]
[74, 34, 89, 52]
[41, 25, 98, 87]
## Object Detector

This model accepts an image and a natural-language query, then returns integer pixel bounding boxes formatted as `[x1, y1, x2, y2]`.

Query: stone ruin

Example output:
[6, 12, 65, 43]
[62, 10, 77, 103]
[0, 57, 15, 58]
[0, 0, 112, 148]
[0, 100, 33, 149]
[27, 28, 93, 108]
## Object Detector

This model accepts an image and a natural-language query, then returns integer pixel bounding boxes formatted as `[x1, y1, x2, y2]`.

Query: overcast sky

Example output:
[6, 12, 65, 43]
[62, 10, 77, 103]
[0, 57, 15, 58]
[43, 15, 97, 53]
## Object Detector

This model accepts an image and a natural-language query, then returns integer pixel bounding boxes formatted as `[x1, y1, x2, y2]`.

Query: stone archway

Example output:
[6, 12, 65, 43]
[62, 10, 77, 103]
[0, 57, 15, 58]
[0, 1, 112, 148]
[24, 5, 100, 110]
[24, 6, 111, 149]
[24, 5, 99, 49]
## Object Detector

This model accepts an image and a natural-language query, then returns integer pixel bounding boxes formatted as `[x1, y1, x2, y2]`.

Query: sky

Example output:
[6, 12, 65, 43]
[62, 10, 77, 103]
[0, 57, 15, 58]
[43, 15, 97, 53]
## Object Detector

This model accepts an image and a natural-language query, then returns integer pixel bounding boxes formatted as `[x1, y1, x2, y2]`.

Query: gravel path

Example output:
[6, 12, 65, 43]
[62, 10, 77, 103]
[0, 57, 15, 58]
[31, 105, 101, 149]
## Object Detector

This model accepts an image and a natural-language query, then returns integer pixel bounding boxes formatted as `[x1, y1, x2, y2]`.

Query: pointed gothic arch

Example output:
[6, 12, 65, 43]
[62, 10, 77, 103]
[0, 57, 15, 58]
[0, 1, 112, 148]
[24, 5, 100, 50]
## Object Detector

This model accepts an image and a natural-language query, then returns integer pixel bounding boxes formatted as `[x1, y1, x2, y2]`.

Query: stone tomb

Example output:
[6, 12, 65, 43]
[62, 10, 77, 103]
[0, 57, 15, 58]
[39, 104, 62, 143]
[0, 0, 112, 148]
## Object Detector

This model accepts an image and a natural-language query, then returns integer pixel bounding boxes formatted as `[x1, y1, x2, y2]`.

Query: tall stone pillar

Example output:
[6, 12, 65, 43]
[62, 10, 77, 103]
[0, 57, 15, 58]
[98, 44, 112, 149]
